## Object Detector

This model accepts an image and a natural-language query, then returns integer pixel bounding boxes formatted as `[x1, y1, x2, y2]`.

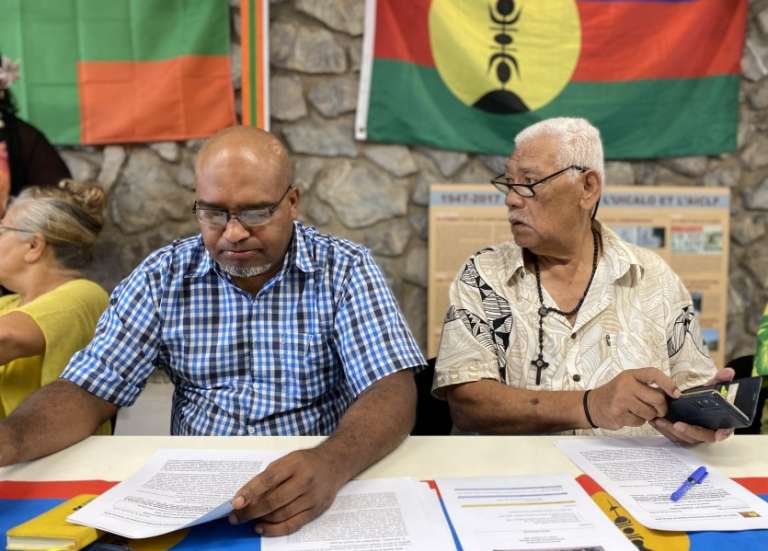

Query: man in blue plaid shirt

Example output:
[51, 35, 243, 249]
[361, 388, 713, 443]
[0, 127, 426, 536]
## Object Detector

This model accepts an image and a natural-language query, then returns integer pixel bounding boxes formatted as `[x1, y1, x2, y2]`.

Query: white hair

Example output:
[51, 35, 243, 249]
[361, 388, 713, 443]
[514, 117, 605, 190]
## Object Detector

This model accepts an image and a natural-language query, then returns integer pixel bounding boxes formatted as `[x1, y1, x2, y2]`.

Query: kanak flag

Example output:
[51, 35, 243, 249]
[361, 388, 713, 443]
[0, 0, 236, 145]
[356, 0, 748, 159]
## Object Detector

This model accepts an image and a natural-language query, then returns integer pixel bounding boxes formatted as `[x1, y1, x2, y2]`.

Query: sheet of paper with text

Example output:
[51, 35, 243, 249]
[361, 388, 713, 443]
[68, 448, 282, 539]
[558, 437, 768, 531]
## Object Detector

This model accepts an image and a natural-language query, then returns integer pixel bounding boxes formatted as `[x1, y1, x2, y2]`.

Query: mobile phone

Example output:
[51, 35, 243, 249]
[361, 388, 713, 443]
[665, 376, 763, 430]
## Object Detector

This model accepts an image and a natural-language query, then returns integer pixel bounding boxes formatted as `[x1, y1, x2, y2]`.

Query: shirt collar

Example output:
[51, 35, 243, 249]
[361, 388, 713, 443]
[597, 222, 645, 283]
[290, 220, 319, 274]
[184, 221, 318, 280]
[500, 220, 645, 285]
[185, 235, 214, 279]
[504, 244, 527, 284]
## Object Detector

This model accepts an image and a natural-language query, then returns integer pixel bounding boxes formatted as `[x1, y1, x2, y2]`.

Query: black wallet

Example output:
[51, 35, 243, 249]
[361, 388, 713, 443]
[665, 376, 763, 430]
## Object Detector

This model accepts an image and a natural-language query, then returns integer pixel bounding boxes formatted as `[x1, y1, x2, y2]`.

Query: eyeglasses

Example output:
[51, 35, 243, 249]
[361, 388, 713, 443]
[0, 225, 34, 236]
[193, 186, 292, 229]
[491, 165, 588, 198]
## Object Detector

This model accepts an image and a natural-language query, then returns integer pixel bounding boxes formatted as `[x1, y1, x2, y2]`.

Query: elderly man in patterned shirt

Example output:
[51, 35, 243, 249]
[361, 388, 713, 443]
[434, 117, 734, 443]
[0, 127, 425, 535]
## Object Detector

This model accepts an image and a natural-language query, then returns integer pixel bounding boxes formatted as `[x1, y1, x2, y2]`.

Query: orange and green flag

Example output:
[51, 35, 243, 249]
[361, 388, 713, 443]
[240, 0, 270, 130]
[356, 0, 748, 159]
[0, 0, 235, 145]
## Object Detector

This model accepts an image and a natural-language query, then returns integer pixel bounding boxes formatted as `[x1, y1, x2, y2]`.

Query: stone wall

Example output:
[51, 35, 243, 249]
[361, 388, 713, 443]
[59, 0, 768, 362]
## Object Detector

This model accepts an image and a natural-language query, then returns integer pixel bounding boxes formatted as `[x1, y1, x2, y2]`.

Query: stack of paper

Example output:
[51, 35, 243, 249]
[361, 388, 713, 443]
[433, 475, 637, 551]
[263, 478, 455, 551]
[65, 448, 640, 550]
[68, 449, 281, 539]
[557, 437, 768, 532]
[67, 442, 765, 550]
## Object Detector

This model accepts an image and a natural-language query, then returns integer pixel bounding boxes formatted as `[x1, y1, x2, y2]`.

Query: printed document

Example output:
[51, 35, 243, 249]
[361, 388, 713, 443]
[557, 437, 768, 531]
[263, 478, 456, 551]
[434, 474, 636, 551]
[68, 448, 281, 538]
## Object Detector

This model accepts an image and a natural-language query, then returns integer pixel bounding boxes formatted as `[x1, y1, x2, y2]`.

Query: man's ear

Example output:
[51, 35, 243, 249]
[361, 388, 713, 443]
[23, 233, 47, 263]
[579, 169, 601, 213]
[287, 186, 300, 218]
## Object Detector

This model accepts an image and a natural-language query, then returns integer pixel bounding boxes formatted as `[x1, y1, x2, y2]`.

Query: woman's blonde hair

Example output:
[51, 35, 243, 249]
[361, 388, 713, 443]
[11, 179, 106, 269]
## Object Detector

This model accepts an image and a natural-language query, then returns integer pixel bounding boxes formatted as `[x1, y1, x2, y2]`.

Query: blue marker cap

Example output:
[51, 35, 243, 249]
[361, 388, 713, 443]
[670, 466, 708, 502]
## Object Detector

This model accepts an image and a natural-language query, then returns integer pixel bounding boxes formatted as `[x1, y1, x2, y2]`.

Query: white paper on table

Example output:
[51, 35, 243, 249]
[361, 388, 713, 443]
[68, 448, 282, 538]
[557, 437, 768, 532]
[418, 482, 457, 549]
[434, 474, 636, 551]
[262, 478, 456, 551]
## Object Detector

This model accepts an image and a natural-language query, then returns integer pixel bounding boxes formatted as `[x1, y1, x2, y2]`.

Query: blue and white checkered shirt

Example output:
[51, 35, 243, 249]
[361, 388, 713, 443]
[62, 221, 425, 435]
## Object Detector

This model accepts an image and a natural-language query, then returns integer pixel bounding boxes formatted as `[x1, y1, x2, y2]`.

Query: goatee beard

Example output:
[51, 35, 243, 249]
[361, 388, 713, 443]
[219, 262, 273, 278]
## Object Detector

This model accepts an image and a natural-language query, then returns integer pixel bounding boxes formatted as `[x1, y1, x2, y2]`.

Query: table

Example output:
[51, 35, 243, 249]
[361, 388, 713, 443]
[1, 435, 766, 481]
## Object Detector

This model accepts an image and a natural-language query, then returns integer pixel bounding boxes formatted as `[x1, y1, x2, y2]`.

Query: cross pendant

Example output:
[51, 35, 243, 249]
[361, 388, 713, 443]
[532, 355, 549, 385]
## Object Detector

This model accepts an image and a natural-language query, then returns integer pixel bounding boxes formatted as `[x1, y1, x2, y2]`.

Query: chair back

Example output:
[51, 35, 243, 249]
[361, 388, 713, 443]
[411, 358, 453, 435]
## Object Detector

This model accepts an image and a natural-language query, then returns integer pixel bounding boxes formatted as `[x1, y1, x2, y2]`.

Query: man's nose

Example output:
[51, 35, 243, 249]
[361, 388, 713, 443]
[505, 189, 525, 209]
[222, 216, 250, 241]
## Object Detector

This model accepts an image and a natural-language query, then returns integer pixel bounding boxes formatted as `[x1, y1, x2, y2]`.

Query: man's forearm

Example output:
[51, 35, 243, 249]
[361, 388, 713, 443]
[0, 380, 118, 466]
[315, 369, 417, 482]
[447, 379, 589, 434]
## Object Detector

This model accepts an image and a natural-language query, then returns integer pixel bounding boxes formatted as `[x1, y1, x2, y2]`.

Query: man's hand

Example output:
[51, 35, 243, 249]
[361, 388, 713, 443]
[650, 367, 736, 444]
[588, 368, 681, 430]
[229, 447, 351, 536]
[228, 370, 417, 536]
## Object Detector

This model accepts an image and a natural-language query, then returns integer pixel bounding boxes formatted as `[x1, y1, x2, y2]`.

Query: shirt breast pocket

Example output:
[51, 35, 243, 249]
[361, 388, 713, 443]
[278, 332, 335, 402]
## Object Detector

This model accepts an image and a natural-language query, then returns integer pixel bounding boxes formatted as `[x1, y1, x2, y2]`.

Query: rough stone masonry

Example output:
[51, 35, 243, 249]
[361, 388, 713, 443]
[58, 0, 768, 360]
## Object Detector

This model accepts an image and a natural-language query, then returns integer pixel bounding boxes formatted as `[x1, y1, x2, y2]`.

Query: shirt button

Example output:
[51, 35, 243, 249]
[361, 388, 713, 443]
[572, 374, 581, 382]
[571, 333, 577, 339]
[247, 426, 256, 435]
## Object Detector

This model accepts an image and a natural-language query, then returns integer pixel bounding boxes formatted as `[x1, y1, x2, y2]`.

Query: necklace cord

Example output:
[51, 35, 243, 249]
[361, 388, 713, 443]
[530, 230, 600, 385]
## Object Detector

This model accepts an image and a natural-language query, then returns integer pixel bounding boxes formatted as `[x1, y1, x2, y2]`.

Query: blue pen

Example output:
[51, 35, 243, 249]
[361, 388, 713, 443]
[670, 466, 708, 502]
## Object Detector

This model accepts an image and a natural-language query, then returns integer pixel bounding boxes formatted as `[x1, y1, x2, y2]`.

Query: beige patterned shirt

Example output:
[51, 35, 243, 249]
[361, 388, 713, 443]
[434, 223, 716, 436]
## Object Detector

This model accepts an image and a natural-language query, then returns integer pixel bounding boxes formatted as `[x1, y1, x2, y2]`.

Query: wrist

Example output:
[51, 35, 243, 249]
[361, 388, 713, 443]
[582, 389, 598, 429]
[313, 441, 359, 489]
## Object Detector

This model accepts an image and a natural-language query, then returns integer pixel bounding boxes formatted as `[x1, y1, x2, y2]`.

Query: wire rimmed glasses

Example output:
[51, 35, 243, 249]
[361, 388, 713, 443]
[490, 165, 587, 198]
[193, 186, 292, 229]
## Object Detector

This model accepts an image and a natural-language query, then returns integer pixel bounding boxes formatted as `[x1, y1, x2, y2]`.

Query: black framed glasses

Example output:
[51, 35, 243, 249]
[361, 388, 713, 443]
[491, 165, 588, 198]
[193, 186, 292, 229]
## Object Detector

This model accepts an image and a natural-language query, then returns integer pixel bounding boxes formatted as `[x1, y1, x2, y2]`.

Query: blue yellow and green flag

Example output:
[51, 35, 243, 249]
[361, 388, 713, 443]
[0, 0, 236, 145]
[356, 0, 748, 158]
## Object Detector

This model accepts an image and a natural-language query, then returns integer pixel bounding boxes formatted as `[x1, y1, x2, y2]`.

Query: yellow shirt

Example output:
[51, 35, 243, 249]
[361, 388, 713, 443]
[0, 279, 110, 433]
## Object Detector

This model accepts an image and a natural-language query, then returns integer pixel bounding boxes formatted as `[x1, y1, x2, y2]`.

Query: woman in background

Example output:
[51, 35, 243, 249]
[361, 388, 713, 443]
[0, 54, 71, 217]
[0, 179, 109, 432]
